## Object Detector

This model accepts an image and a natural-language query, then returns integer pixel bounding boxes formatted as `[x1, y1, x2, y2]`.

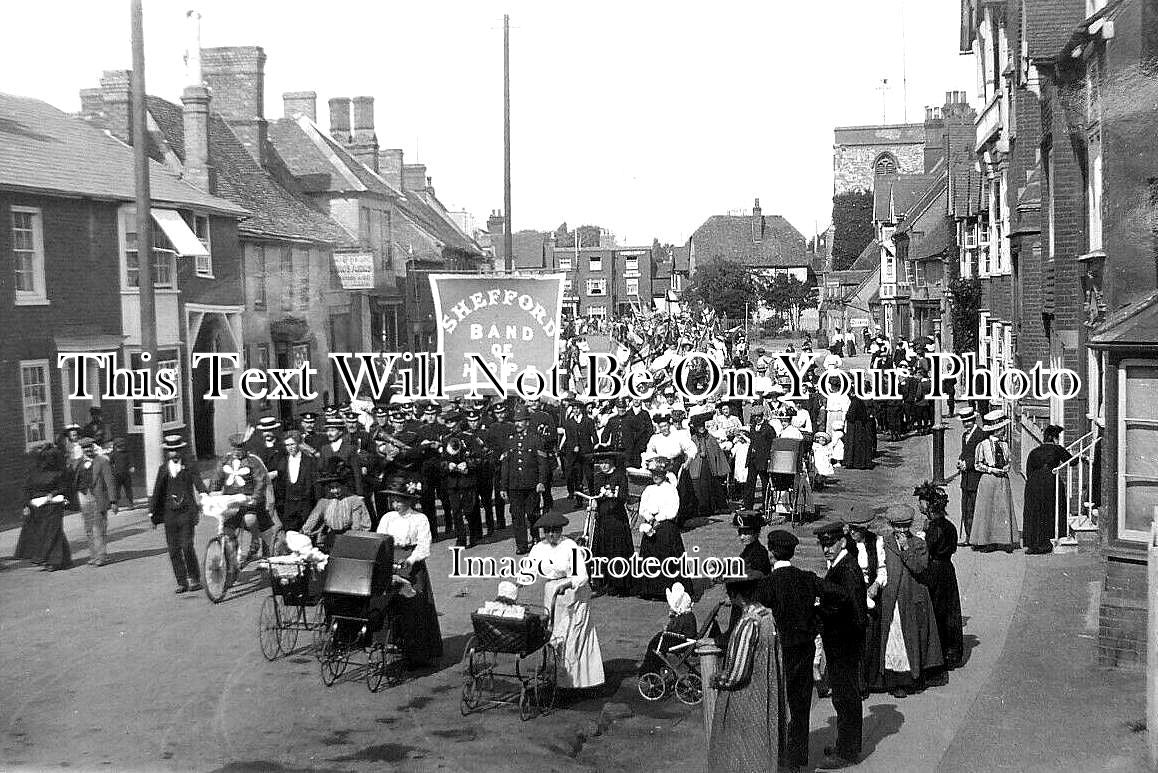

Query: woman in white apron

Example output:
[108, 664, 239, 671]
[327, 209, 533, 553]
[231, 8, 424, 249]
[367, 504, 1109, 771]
[524, 511, 605, 690]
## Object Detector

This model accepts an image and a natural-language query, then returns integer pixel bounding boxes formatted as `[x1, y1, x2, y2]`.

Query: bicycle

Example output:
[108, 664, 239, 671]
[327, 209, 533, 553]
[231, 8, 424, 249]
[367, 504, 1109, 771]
[200, 493, 257, 603]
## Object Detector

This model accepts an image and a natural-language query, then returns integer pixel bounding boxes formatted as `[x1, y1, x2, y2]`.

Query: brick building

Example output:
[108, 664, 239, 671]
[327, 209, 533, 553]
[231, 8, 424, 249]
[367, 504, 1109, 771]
[550, 243, 652, 318]
[0, 91, 245, 518]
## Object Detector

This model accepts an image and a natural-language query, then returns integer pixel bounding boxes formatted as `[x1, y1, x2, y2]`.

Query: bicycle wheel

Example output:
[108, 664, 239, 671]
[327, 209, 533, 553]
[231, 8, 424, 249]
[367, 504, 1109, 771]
[258, 595, 282, 661]
[202, 536, 229, 603]
[638, 672, 667, 701]
[674, 672, 703, 706]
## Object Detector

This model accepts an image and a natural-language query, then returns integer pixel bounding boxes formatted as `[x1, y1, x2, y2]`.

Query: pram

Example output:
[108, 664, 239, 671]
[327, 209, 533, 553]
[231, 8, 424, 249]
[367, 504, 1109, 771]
[637, 598, 725, 705]
[461, 585, 566, 721]
[256, 553, 325, 661]
[763, 437, 814, 526]
[316, 531, 405, 692]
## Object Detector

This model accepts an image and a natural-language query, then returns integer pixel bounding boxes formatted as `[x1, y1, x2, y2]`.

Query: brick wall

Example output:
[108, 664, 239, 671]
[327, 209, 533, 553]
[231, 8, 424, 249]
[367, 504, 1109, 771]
[833, 143, 925, 195]
[0, 194, 124, 524]
[1097, 558, 1147, 670]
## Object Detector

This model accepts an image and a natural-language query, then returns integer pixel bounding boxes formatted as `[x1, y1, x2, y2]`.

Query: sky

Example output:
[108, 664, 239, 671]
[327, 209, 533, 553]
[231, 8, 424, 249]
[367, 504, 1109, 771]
[1, 1, 975, 246]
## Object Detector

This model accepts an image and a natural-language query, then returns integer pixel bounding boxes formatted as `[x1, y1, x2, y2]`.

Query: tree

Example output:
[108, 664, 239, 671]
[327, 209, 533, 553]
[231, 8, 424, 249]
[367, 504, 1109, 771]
[684, 260, 758, 319]
[761, 273, 818, 330]
[946, 276, 982, 355]
[831, 189, 875, 271]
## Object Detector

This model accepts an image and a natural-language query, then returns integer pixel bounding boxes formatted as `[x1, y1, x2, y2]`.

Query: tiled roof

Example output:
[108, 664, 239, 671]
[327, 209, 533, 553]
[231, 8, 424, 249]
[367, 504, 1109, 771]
[1089, 289, 1158, 346]
[672, 244, 690, 272]
[873, 172, 940, 222]
[689, 214, 808, 268]
[948, 160, 985, 217]
[143, 97, 354, 245]
[848, 238, 881, 271]
[0, 92, 243, 215]
[833, 123, 926, 147]
[910, 211, 955, 260]
[269, 117, 400, 198]
[397, 187, 483, 257]
[895, 172, 948, 235]
[1024, 0, 1090, 60]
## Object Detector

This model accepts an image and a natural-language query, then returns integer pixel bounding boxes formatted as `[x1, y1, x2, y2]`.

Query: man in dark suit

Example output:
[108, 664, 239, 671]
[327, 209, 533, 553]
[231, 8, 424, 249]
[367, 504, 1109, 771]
[620, 398, 654, 469]
[956, 406, 985, 544]
[482, 401, 514, 532]
[743, 413, 777, 509]
[273, 430, 318, 533]
[318, 416, 363, 499]
[815, 519, 867, 768]
[500, 406, 551, 554]
[756, 529, 820, 771]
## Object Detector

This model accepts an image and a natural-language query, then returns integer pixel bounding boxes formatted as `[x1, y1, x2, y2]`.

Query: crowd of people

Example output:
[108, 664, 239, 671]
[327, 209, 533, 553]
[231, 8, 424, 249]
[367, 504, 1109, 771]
[12, 306, 1078, 771]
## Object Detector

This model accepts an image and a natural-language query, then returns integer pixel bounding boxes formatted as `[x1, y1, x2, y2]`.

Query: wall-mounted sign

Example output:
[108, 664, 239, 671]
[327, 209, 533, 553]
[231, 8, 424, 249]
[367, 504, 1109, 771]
[333, 252, 374, 290]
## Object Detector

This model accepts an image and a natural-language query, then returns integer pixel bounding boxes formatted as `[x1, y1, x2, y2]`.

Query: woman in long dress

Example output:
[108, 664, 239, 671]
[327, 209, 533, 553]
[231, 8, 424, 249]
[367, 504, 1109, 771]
[708, 570, 786, 771]
[635, 457, 690, 600]
[15, 444, 72, 571]
[527, 511, 605, 690]
[843, 394, 875, 469]
[588, 451, 634, 597]
[914, 482, 963, 670]
[1022, 424, 1071, 554]
[375, 473, 443, 664]
[678, 413, 729, 524]
[971, 411, 1020, 553]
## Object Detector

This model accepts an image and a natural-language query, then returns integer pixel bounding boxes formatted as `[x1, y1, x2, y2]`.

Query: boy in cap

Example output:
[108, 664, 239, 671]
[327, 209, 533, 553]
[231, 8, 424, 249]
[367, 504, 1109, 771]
[813, 519, 866, 766]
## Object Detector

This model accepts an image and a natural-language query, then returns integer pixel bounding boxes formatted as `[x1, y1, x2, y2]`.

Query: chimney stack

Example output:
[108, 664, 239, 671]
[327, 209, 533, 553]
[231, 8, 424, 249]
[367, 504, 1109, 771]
[349, 96, 379, 172]
[943, 89, 977, 166]
[402, 163, 427, 192]
[283, 91, 317, 121]
[378, 149, 403, 190]
[201, 46, 268, 166]
[181, 11, 214, 192]
[98, 70, 133, 144]
[752, 197, 764, 242]
[328, 97, 350, 144]
[79, 88, 104, 119]
[924, 102, 946, 172]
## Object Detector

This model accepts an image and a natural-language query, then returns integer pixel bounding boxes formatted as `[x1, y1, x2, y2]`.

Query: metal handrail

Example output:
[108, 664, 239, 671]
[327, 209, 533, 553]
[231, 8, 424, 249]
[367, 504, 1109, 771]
[1052, 427, 1100, 543]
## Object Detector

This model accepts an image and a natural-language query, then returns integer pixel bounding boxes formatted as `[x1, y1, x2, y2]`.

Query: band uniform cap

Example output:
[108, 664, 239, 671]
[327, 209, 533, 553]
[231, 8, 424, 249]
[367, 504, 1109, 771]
[343, 410, 360, 420]
[373, 406, 389, 417]
[885, 504, 917, 527]
[162, 435, 187, 451]
[256, 416, 281, 432]
[299, 412, 318, 421]
[228, 432, 249, 448]
[534, 511, 568, 531]
[423, 403, 441, 415]
[767, 529, 799, 551]
[389, 408, 407, 420]
[324, 416, 345, 429]
[323, 406, 339, 417]
[89, 406, 102, 413]
[511, 405, 530, 421]
[443, 410, 462, 424]
[464, 409, 481, 420]
[493, 401, 509, 412]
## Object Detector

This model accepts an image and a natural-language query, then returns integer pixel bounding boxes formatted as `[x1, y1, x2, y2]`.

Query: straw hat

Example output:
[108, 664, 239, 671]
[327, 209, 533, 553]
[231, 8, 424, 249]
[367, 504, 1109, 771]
[982, 409, 1009, 432]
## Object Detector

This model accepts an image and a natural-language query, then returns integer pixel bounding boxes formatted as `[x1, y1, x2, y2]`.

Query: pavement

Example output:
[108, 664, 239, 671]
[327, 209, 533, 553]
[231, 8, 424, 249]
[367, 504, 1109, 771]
[0, 380, 1147, 771]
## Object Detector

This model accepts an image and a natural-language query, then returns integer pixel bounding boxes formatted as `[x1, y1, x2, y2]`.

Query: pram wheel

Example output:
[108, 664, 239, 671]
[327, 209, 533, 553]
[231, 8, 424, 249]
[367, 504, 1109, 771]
[534, 644, 557, 716]
[277, 603, 301, 655]
[675, 673, 703, 705]
[519, 689, 533, 721]
[311, 602, 327, 661]
[638, 672, 668, 701]
[366, 644, 386, 693]
[320, 641, 349, 686]
[258, 596, 282, 661]
[460, 676, 479, 716]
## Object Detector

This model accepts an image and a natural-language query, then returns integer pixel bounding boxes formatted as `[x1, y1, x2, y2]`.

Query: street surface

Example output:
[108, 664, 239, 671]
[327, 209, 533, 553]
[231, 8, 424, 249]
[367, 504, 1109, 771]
[1, 377, 1146, 771]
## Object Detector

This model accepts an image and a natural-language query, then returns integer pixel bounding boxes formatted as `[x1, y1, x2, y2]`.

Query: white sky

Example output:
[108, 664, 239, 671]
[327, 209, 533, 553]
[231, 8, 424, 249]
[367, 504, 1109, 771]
[1, 1, 975, 246]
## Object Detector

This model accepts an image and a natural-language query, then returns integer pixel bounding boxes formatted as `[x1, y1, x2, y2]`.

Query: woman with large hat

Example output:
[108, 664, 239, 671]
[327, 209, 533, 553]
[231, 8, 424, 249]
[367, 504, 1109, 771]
[525, 510, 605, 690]
[300, 458, 371, 552]
[376, 472, 443, 664]
[15, 443, 73, 571]
[971, 410, 1020, 552]
[588, 450, 634, 597]
[635, 456, 689, 600]
[914, 481, 964, 670]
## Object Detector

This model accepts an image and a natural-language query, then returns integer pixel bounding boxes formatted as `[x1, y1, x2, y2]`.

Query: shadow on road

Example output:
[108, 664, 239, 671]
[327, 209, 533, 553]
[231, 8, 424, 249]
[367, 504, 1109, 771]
[808, 701, 905, 766]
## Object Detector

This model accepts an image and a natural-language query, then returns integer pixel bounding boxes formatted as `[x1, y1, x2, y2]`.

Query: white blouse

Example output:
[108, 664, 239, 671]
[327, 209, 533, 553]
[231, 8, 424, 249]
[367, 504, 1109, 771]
[639, 480, 680, 524]
[644, 431, 698, 463]
[856, 536, 888, 588]
[527, 537, 588, 587]
[375, 509, 432, 563]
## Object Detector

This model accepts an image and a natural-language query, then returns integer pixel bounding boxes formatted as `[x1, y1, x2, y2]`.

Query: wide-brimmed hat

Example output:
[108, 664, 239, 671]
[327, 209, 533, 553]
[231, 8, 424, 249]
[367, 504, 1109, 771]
[534, 511, 568, 531]
[63, 422, 82, 432]
[733, 510, 764, 533]
[162, 434, 187, 451]
[982, 409, 1009, 432]
[316, 458, 354, 487]
[256, 416, 281, 433]
[645, 456, 671, 474]
[957, 406, 977, 421]
[382, 473, 423, 499]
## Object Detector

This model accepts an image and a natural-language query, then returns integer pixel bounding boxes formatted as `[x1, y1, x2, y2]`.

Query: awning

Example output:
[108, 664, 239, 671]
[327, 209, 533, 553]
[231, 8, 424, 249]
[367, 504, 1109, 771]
[151, 208, 208, 257]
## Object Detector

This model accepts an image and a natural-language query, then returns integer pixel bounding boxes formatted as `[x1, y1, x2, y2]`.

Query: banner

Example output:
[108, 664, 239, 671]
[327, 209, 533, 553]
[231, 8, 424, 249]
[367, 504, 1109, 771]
[430, 273, 565, 392]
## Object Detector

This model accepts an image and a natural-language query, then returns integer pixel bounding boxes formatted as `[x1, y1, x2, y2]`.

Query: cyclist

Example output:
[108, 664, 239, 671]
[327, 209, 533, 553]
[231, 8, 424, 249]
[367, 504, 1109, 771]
[212, 433, 274, 562]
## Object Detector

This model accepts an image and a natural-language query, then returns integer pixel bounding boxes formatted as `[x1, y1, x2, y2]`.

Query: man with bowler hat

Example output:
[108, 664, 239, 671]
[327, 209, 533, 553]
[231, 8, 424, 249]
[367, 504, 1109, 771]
[757, 529, 821, 771]
[814, 519, 866, 767]
[149, 435, 206, 593]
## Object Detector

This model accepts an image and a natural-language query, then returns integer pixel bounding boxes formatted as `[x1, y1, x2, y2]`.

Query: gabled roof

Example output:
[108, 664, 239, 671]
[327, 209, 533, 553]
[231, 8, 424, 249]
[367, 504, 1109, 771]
[849, 238, 881, 271]
[0, 92, 243, 216]
[948, 160, 985, 217]
[910, 212, 956, 261]
[873, 170, 941, 223]
[688, 213, 808, 268]
[895, 171, 949, 236]
[396, 186, 483, 258]
[141, 96, 353, 245]
[269, 117, 402, 198]
[1024, 0, 1087, 60]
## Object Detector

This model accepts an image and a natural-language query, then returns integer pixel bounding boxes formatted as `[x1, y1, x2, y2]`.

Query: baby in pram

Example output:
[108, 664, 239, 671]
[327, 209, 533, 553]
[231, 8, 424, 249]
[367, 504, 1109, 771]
[638, 582, 698, 676]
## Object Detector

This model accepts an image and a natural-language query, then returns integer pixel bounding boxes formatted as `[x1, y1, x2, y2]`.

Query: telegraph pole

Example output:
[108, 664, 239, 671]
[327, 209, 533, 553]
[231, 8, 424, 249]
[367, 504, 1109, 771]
[131, 0, 162, 492]
[503, 14, 513, 271]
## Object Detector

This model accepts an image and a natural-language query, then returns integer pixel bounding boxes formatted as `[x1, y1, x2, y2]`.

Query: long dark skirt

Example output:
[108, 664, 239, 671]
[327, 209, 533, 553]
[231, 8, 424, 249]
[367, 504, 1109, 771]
[390, 558, 444, 663]
[15, 503, 71, 569]
[861, 607, 882, 693]
[591, 502, 634, 596]
[636, 520, 689, 600]
[676, 470, 726, 525]
[844, 420, 875, 469]
[1022, 472, 1066, 553]
[925, 558, 964, 667]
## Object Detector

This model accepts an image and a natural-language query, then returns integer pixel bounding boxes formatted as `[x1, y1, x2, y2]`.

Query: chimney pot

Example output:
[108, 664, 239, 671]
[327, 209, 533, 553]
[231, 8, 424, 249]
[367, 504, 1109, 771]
[283, 91, 317, 121]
